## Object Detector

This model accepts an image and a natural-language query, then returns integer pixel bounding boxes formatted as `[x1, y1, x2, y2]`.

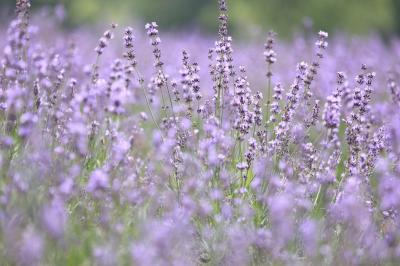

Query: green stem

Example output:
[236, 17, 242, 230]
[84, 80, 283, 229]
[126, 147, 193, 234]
[134, 69, 163, 140]
[264, 65, 272, 124]
[161, 71, 175, 119]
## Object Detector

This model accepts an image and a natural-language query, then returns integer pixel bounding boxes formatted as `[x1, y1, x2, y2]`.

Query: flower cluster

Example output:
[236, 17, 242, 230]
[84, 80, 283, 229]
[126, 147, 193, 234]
[1, 1, 400, 266]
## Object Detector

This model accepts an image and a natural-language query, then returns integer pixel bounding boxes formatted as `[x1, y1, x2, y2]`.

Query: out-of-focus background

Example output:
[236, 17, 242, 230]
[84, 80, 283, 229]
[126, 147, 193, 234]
[1, 0, 400, 38]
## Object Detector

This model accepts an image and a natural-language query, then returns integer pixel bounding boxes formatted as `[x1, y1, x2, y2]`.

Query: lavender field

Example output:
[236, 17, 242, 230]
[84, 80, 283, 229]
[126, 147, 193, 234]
[1, 0, 400, 265]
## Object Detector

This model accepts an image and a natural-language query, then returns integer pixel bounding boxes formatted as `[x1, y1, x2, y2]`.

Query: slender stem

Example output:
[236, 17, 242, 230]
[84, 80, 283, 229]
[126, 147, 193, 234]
[174, 168, 181, 204]
[264, 65, 272, 124]
[161, 71, 176, 121]
[91, 55, 100, 85]
[313, 185, 322, 207]
[134, 69, 163, 140]
[216, 80, 221, 117]
[220, 84, 224, 128]
[215, 74, 223, 125]
[159, 82, 167, 115]
[238, 138, 244, 187]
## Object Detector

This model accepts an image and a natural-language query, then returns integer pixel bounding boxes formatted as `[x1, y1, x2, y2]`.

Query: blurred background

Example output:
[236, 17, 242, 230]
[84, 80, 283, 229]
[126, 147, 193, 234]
[1, 0, 400, 38]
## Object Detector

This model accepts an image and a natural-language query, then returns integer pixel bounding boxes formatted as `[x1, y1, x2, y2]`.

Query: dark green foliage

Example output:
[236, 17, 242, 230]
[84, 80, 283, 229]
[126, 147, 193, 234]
[0, 0, 399, 36]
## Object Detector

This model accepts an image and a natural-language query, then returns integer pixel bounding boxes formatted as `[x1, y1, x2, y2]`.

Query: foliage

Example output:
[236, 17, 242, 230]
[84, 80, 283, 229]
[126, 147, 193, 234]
[0, 0, 398, 36]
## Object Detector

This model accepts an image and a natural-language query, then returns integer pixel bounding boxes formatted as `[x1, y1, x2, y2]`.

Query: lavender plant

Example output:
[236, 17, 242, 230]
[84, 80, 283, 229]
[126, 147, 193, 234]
[0, 1, 400, 265]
